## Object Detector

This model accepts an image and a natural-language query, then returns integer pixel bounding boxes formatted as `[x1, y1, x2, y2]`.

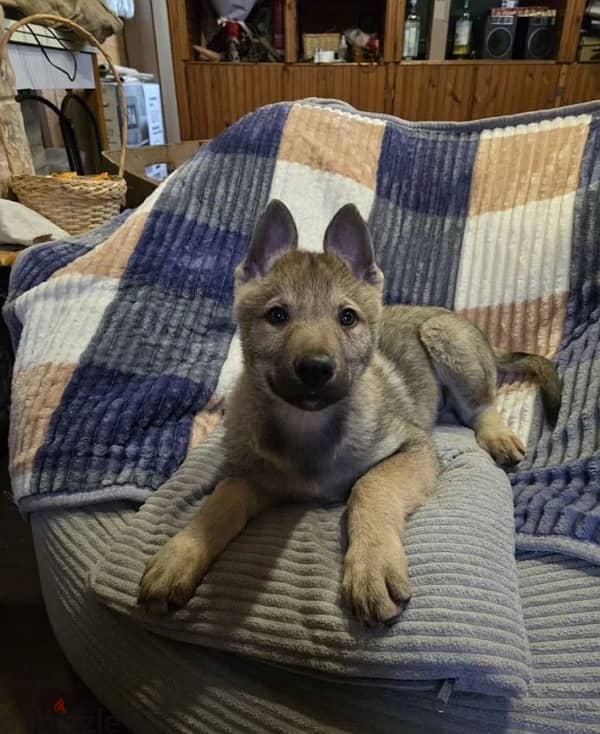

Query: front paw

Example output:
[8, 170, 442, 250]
[138, 532, 208, 614]
[342, 541, 412, 627]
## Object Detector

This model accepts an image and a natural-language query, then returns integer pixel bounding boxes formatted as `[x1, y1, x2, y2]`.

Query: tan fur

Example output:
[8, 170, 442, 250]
[139, 478, 275, 613]
[474, 406, 525, 465]
[343, 443, 438, 625]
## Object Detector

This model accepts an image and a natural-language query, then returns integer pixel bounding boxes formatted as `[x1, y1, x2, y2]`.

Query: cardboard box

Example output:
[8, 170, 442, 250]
[102, 140, 208, 208]
[579, 40, 600, 62]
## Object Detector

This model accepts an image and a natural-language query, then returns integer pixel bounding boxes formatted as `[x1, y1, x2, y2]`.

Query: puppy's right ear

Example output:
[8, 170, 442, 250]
[236, 200, 298, 283]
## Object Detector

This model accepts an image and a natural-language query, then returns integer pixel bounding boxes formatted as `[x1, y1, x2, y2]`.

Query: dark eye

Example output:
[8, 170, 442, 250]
[340, 308, 358, 328]
[266, 306, 289, 325]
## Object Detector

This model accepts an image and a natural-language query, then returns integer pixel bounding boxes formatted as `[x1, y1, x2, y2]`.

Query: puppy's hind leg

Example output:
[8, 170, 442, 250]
[419, 313, 525, 466]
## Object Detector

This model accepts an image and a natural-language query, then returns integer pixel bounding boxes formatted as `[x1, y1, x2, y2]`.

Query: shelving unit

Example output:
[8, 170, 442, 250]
[168, 0, 599, 140]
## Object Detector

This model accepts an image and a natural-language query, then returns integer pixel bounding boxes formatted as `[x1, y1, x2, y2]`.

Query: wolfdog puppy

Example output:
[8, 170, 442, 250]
[139, 200, 560, 626]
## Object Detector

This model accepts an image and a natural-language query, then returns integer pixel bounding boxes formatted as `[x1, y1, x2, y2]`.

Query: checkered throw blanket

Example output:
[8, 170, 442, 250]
[5, 99, 600, 562]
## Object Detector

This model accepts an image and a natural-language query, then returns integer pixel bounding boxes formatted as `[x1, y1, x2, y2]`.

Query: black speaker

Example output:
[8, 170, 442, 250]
[518, 17, 557, 60]
[479, 15, 517, 59]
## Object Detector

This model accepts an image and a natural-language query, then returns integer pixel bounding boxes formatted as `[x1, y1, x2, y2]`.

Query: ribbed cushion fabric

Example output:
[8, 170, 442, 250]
[34, 507, 600, 733]
[90, 426, 531, 699]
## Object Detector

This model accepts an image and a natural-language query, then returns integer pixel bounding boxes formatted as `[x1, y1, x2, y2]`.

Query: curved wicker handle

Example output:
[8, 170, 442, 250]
[0, 13, 128, 177]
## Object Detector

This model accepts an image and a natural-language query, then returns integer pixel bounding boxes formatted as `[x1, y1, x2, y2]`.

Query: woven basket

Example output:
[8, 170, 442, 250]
[302, 33, 341, 60]
[0, 14, 128, 236]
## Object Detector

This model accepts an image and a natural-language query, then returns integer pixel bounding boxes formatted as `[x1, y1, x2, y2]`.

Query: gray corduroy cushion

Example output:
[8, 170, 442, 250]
[90, 425, 531, 699]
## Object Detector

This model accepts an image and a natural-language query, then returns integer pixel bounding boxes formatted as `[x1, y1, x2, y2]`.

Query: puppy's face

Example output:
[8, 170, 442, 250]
[235, 201, 383, 411]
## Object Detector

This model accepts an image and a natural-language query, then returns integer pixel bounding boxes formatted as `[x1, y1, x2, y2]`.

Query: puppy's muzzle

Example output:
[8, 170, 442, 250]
[294, 354, 335, 389]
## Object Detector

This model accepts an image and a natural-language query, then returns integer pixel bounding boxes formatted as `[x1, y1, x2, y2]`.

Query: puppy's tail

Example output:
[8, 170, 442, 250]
[495, 351, 561, 426]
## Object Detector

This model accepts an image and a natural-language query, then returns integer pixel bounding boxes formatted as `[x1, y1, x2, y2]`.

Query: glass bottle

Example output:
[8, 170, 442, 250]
[453, 0, 473, 58]
[403, 0, 421, 59]
[225, 21, 241, 62]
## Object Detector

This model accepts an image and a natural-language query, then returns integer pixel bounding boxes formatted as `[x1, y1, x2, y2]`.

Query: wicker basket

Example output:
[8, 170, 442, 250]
[0, 14, 128, 236]
[302, 33, 341, 60]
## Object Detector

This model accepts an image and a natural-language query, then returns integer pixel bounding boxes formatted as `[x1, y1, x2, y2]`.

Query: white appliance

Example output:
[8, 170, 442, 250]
[124, 0, 181, 143]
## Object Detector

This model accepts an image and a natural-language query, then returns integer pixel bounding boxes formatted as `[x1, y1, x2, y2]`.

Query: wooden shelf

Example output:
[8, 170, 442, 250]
[186, 62, 387, 67]
[186, 59, 562, 67]
[169, 0, 600, 140]
[287, 62, 384, 66]
[397, 59, 560, 65]
[186, 61, 285, 67]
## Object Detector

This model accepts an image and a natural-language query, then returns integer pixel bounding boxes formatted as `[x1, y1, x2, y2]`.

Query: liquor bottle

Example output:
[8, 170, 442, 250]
[225, 21, 241, 62]
[453, 0, 473, 58]
[403, 0, 421, 59]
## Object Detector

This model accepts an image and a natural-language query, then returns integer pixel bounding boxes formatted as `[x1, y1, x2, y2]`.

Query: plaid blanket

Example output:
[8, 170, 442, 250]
[5, 99, 600, 563]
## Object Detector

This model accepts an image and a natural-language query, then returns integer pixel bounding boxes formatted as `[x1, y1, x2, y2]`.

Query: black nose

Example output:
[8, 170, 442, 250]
[294, 354, 335, 388]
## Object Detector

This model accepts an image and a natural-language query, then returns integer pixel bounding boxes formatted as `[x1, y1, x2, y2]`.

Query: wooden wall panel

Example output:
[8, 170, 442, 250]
[562, 64, 600, 105]
[284, 0, 298, 63]
[384, 0, 409, 62]
[168, 0, 192, 139]
[186, 63, 284, 139]
[284, 64, 388, 113]
[393, 63, 477, 120]
[183, 59, 597, 141]
[558, 0, 588, 62]
[472, 63, 561, 118]
[383, 0, 399, 62]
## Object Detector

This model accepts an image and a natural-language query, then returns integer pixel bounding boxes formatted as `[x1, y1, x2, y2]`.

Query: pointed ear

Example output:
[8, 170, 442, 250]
[323, 204, 383, 287]
[236, 200, 298, 283]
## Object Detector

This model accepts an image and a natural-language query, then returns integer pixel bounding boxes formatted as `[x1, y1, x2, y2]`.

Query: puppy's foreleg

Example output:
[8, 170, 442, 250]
[139, 478, 273, 613]
[343, 439, 438, 626]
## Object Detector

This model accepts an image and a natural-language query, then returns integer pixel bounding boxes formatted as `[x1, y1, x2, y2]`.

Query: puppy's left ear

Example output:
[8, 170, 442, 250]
[324, 205, 383, 287]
